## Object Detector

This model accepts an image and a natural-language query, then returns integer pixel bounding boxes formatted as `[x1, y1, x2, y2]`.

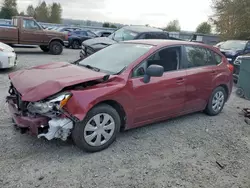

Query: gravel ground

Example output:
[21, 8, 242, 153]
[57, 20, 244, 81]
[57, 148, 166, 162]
[0, 47, 250, 188]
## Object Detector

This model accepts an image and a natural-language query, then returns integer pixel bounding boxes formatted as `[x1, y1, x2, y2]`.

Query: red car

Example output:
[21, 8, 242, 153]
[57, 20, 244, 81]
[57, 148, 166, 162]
[6, 40, 234, 152]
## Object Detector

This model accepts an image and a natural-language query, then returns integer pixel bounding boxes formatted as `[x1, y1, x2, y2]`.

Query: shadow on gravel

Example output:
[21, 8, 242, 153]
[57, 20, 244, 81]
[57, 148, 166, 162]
[13, 45, 38, 48]
[16, 51, 46, 55]
[0, 66, 18, 74]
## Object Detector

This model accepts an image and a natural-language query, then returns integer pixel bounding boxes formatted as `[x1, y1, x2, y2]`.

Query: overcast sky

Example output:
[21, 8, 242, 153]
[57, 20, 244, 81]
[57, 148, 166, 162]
[15, 0, 213, 31]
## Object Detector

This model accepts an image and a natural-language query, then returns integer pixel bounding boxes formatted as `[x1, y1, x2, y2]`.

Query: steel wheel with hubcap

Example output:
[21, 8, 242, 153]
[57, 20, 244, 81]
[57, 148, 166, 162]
[72, 40, 80, 49]
[72, 104, 121, 152]
[84, 113, 115, 147]
[205, 86, 226, 116]
[49, 41, 63, 55]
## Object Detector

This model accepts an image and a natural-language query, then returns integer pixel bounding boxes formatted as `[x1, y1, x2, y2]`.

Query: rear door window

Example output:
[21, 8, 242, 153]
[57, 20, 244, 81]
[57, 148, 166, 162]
[81, 31, 87, 36]
[184, 46, 217, 68]
[87, 31, 96, 37]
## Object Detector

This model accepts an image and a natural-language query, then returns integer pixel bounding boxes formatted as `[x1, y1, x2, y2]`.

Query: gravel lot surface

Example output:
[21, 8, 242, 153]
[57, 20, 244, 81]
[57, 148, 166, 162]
[0, 47, 250, 188]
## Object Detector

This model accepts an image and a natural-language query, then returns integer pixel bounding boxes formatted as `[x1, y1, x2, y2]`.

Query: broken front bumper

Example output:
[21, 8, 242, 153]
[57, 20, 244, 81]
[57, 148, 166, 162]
[7, 98, 49, 135]
[7, 97, 73, 140]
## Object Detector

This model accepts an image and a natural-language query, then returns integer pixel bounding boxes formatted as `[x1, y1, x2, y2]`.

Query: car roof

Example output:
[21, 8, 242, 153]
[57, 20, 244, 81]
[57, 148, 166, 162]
[123, 25, 163, 33]
[122, 39, 212, 48]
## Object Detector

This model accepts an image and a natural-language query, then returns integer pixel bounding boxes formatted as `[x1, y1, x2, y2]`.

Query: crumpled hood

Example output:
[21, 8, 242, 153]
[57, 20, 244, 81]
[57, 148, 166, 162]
[0, 42, 14, 52]
[9, 62, 107, 102]
[82, 37, 117, 51]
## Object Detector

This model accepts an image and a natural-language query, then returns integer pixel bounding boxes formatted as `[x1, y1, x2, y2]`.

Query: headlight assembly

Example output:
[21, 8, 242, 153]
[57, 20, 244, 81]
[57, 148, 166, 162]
[27, 93, 72, 115]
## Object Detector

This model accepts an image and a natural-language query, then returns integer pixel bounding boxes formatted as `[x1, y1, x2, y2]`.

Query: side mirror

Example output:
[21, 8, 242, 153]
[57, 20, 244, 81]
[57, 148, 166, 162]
[143, 64, 164, 83]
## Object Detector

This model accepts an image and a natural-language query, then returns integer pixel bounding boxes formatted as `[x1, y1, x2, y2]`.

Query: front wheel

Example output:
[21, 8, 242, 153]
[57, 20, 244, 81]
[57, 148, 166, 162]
[205, 86, 226, 116]
[72, 104, 121, 152]
[49, 41, 63, 55]
[72, 40, 80, 49]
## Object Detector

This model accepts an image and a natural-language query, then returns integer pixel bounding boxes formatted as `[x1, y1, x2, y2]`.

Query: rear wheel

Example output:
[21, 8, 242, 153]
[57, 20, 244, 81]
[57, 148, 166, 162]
[72, 104, 121, 152]
[72, 40, 81, 49]
[40, 45, 49, 52]
[49, 41, 63, 55]
[205, 86, 226, 116]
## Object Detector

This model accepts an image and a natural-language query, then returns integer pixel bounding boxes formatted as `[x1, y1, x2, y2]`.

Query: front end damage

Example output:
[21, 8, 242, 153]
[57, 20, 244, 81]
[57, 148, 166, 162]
[6, 84, 77, 141]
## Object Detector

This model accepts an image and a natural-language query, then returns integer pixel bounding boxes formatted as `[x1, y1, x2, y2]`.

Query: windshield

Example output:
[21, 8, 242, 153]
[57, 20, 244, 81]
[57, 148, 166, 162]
[220, 40, 247, 50]
[79, 43, 153, 73]
[108, 28, 137, 41]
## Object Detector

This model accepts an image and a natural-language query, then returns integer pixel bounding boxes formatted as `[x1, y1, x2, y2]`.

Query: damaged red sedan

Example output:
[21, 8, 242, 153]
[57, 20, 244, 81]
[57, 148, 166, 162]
[6, 40, 233, 152]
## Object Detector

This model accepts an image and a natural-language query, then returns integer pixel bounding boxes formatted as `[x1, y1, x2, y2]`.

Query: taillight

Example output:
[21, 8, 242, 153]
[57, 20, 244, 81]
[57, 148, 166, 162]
[227, 63, 234, 73]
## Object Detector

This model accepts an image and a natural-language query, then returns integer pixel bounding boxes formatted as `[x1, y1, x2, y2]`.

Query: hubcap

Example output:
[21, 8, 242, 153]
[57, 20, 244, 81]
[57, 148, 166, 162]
[54, 45, 60, 53]
[84, 113, 115, 147]
[212, 91, 224, 112]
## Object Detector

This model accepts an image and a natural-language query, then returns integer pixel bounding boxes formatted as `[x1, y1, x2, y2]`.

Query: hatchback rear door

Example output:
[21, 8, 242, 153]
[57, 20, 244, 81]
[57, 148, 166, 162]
[182, 45, 218, 113]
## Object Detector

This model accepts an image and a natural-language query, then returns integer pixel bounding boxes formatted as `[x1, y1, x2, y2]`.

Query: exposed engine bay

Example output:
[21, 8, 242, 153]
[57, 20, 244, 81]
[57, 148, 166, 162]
[7, 84, 76, 141]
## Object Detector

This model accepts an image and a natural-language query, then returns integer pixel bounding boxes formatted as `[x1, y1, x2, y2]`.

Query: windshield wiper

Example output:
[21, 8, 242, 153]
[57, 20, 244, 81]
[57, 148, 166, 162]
[115, 66, 127, 75]
[82, 64, 100, 72]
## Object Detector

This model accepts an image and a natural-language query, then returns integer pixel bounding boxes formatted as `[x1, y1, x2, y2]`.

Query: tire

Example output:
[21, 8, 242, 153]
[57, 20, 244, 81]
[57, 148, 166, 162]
[40, 45, 49, 52]
[236, 88, 244, 98]
[49, 41, 63, 55]
[205, 86, 226, 116]
[72, 104, 121, 152]
[72, 40, 81, 49]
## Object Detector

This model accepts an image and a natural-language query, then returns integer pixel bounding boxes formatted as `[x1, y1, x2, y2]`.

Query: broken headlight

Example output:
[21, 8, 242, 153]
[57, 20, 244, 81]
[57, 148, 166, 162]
[27, 93, 72, 115]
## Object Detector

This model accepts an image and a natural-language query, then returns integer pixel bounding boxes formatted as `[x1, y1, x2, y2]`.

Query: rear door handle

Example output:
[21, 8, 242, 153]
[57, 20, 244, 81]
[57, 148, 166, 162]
[211, 70, 217, 75]
[176, 77, 185, 84]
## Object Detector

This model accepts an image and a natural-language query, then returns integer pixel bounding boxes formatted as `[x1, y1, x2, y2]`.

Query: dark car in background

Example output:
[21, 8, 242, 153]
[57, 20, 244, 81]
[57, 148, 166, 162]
[218, 40, 250, 64]
[66, 30, 98, 49]
[56, 27, 81, 33]
[95, 30, 113, 37]
[80, 25, 181, 59]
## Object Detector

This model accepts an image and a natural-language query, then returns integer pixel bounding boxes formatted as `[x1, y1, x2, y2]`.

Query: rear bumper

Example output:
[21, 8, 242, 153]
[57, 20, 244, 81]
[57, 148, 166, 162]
[7, 98, 49, 136]
[63, 41, 69, 46]
[233, 74, 238, 82]
[0, 52, 17, 68]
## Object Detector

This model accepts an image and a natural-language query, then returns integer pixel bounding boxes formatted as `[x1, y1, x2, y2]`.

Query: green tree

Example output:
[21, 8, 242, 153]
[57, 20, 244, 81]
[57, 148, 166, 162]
[0, 0, 18, 19]
[211, 0, 250, 40]
[35, 1, 49, 22]
[164, 20, 181, 32]
[49, 3, 62, 23]
[19, 11, 25, 16]
[26, 5, 35, 17]
[196, 22, 212, 34]
[110, 24, 117, 28]
[103, 22, 110, 28]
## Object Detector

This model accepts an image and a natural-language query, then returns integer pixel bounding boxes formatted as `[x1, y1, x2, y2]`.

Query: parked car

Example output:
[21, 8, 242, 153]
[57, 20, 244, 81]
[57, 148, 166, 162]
[95, 30, 113, 37]
[214, 41, 225, 48]
[218, 40, 250, 64]
[66, 30, 98, 49]
[0, 16, 68, 55]
[0, 42, 17, 69]
[232, 53, 250, 83]
[56, 27, 81, 33]
[6, 40, 233, 152]
[79, 25, 181, 59]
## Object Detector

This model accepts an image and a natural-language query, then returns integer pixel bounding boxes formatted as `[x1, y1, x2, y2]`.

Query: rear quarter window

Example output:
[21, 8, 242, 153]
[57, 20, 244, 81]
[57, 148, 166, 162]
[185, 46, 218, 68]
[214, 52, 222, 65]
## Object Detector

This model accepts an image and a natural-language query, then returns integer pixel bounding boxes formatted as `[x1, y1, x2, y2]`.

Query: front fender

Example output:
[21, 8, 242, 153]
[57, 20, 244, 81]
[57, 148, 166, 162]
[64, 82, 132, 121]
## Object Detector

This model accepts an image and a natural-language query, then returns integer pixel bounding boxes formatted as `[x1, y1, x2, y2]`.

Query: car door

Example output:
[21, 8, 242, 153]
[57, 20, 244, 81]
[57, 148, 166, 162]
[19, 19, 45, 45]
[182, 45, 217, 113]
[128, 46, 187, 126]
